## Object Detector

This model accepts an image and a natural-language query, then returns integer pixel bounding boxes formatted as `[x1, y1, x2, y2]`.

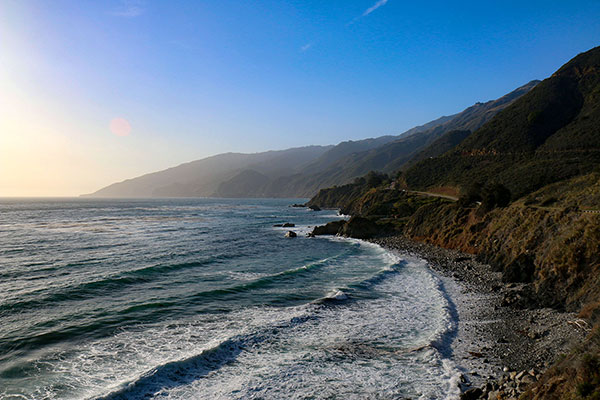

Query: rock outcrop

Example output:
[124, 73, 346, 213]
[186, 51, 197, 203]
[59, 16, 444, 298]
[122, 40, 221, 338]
[461, 368, 541, 399]
[339, 216, 380, 239]
[310, 220, 346, 236]
[309, 218, 380, 239]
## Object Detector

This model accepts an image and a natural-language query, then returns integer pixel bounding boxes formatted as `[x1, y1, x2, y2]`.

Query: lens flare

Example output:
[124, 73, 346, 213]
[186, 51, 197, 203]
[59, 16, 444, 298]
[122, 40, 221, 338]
[109, 118, 131, 136]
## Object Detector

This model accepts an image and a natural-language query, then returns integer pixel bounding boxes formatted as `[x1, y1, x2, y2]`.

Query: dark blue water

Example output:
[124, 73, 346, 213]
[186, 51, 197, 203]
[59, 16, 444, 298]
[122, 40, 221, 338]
[0, 198, 460, 399]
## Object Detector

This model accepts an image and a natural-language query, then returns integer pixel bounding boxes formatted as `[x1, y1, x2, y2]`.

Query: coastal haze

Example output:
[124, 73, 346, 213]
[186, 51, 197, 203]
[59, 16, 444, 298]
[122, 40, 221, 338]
[2, 1, 600, 400]
[1, 1, 598, 197]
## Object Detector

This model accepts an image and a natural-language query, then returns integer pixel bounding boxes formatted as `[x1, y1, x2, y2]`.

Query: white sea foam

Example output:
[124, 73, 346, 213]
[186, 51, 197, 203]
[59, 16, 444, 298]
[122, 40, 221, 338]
[1, 199, 462, 400]
[85, 250, 460, 399]
[324, 289, 348, 301]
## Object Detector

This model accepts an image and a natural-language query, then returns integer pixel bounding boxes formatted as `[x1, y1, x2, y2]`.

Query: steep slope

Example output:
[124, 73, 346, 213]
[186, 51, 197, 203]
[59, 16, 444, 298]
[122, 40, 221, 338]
[407, 130, 472, 165]
[382, 79, 540, 172]
[217, 116, 459, 197]
[405, 46, 600, 199]
[277, 79, 540, 196]
[214, 170, 271, 198]
[299, 115, 456, 175]
[298, 135, 399, 176]
[394, 114, 457, 139]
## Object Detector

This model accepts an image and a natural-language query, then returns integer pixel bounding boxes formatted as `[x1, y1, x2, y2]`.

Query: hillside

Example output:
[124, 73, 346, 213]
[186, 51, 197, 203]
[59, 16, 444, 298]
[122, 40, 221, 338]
[215, 80, 538, 198]
[404, 46, 600, 199]
[308, 173, 600, 399]
[84, 146, 332, 198]
[86, 136, 419, 198]
[292, 80, 539, 192]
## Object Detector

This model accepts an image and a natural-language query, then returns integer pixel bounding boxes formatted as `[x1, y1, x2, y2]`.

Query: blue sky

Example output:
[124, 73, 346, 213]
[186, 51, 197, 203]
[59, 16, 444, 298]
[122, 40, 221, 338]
[1, 0, 599, 195]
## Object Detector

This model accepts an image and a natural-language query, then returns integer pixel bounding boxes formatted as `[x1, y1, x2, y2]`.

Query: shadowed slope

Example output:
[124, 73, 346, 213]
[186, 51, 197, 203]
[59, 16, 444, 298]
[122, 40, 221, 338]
[405, 46, 600, 199]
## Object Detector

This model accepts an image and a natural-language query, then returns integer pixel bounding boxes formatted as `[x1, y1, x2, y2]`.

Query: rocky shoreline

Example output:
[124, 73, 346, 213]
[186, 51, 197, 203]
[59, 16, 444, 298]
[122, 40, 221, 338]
[369, 235, 588, 399]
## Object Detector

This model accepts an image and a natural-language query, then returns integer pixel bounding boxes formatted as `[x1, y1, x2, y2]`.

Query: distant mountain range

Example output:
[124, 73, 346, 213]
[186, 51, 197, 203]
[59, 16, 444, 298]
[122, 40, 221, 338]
[84, 146, 332, 198]
[85, 80, 539, 198]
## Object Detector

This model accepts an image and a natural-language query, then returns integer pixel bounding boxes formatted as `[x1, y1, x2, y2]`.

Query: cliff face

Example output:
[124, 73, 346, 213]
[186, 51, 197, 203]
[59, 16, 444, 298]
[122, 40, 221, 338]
[310, 175, 600, 315]
[404, 201, 600, 313]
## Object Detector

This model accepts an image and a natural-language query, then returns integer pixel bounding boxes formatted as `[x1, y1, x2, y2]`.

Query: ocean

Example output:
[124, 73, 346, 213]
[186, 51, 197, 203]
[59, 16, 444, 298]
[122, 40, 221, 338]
[0, 198, 460, 399]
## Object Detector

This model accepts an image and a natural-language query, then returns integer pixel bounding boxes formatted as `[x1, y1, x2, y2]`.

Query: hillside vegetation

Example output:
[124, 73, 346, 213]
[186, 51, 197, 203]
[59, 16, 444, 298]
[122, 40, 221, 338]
[404, 46, 600, 200]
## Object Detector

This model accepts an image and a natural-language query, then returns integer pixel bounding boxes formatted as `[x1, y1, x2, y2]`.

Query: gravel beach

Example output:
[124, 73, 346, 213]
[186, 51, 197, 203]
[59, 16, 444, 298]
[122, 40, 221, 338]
[370, 235, 588, 396]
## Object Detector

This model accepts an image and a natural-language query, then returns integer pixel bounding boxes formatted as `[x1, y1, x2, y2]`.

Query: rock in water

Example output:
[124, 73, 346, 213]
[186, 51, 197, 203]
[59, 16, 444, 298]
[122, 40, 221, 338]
[340, 216, 379, 239]
[308, 205, 321, 211]
[310, 220, 346, 236]
[284, 231, 297, 238]
[274, 222, 295, 227]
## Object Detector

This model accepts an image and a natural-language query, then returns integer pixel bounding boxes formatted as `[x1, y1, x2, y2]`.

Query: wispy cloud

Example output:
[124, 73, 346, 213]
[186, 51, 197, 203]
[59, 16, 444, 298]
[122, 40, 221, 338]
[300, 43, 312, 52]
[111, 0, 145, 17]
[362, 0, 388, 16]
[348, 0, 390, 25]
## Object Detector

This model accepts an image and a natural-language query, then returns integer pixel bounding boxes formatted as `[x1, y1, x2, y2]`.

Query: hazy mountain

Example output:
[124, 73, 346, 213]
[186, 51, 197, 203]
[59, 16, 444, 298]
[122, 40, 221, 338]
[300, 113, 457, 177]
[86, 79, 538, 199]
[86, 118, 453, 198]
[214, 116, 458, 198]
[85, 146, 333, 198]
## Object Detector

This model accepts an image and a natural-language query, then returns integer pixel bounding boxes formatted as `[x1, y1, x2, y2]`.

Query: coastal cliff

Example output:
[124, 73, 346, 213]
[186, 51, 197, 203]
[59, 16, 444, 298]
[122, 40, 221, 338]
[308, 174, 600, 399]
[308, 46, 600, 399]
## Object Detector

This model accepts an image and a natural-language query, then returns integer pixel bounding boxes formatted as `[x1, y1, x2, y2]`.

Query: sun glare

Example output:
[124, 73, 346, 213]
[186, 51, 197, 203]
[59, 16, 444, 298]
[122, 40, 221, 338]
[109, 118, 131, 137]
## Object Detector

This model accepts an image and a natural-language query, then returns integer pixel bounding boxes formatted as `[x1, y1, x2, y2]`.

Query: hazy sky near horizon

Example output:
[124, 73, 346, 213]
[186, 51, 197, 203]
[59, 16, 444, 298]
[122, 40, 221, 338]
[1, 1, 599, 196]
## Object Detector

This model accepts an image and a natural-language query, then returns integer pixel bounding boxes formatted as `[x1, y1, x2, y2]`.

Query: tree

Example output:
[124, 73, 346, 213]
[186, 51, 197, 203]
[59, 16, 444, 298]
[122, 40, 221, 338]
[459, 182, 511, 210]
[458, 182, 483, 207]
[481, 183, 512, 210]
[353, 176, 366, 186]
[365, 171, 388, 188]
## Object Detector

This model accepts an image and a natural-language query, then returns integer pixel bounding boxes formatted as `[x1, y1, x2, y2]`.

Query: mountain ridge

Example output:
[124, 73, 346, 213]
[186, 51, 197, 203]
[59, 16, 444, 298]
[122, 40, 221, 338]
[86, 80, 538, 198]
[403, 46, 600, 199]
[215, 79, 539, 197]
[84, 146, 332, 198]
